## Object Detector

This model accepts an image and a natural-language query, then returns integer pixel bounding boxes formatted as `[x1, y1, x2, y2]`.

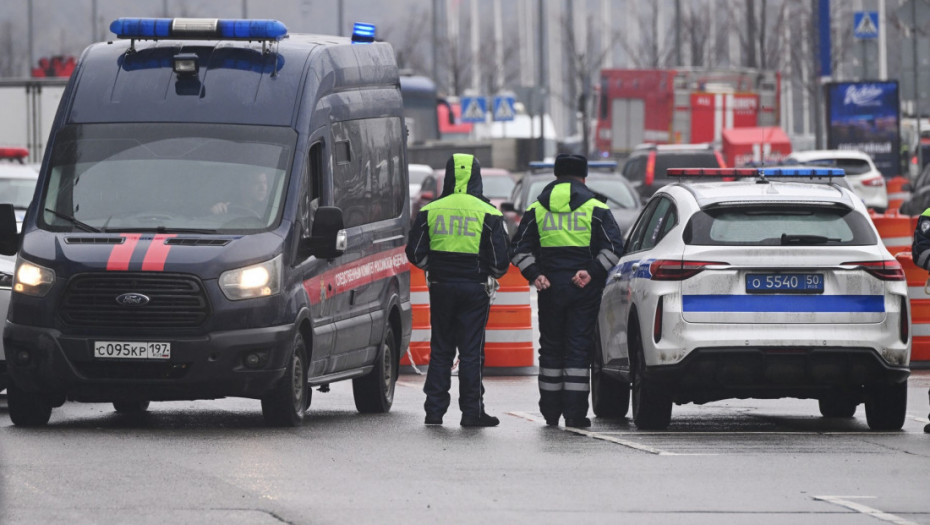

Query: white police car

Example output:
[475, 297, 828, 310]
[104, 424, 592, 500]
[592, 168, 911, 431]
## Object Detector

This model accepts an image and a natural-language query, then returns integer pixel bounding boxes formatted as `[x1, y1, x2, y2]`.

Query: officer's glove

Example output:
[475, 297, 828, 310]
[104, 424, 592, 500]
[485, 276, 500, 298]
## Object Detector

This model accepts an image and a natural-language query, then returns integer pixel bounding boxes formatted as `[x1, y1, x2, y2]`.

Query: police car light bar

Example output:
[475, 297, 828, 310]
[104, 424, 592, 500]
[666, 168, 846, 178]
[110, 18, 288, 42]
[351, 23, 376, 44]
[0, 147, 29, 161]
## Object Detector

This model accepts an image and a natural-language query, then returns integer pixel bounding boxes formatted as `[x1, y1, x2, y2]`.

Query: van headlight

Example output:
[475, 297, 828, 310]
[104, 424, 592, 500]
[219, 255, 282, 300]
[14, 260, 55, 297]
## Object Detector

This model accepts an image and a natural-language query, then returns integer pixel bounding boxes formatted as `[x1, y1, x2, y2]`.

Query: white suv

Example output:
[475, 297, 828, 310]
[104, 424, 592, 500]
[786, 149, 888, 212]
[593, 168, 910, 430]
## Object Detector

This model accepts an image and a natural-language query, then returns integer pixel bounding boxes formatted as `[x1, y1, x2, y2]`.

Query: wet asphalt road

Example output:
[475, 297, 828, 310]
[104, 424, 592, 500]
[1, 370, 929, 525]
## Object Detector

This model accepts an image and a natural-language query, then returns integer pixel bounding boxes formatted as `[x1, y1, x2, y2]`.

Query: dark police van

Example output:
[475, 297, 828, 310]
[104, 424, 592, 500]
[0, 18, 412, 427]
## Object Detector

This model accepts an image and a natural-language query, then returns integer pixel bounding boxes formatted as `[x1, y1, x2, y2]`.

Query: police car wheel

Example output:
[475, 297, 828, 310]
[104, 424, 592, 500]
[113, 400, 151, 414]
[591, 325, 630, 418]
[7, 382, 53, 427]
[818, 392, 858, 418]
[629, 319, 672, 431]
[261, 334, 309, 427]
[864, 382, 907, 431]
[352, 324, 397, 414]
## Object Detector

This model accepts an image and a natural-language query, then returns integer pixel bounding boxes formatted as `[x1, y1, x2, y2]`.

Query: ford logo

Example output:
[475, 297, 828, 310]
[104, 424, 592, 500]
[115, 293, 150, 307]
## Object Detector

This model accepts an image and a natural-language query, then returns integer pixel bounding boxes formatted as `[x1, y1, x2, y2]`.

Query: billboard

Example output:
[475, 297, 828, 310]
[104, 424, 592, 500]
[826, 81, 900, 176]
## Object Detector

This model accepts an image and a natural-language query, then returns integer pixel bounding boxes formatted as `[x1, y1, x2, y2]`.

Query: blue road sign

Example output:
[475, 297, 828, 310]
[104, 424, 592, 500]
[460, 96, 487, 123]
[492, 95, 516, 122]
[854, 11, 878, 39]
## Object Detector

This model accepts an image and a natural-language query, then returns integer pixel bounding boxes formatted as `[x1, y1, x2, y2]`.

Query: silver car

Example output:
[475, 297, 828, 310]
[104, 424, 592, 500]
[593, 167, 910, 431]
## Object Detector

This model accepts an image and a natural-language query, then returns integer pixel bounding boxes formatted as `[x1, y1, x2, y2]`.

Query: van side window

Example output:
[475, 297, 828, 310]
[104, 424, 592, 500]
[333, 117, 405, 227]
[299, 142, 323, 243]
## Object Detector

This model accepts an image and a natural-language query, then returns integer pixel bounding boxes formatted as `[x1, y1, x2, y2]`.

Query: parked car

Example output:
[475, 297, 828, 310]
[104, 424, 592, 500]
[593, 167, 910, 431]
[620, 143, 726, 199]
[0, 158, 39, 392]
[786, 149, 888, 213]
[411, 166, 515, 220]
[501, 163, 642, 237]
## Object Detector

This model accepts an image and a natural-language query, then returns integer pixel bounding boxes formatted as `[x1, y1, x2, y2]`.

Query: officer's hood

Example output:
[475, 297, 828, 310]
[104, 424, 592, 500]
[535, 178, 596, 213]
[440, 153, 484, 198]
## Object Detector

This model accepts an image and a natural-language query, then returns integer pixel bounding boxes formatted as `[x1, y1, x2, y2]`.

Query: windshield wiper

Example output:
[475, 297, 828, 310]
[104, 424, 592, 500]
[44, 208, 101, 233]
[104, 227, 219, 234]
[780, 233, 840, 245]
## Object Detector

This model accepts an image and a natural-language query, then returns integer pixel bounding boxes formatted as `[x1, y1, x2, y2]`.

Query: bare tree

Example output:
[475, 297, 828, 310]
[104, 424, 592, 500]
[620, 1, 673, 68]
[0, 21, 26, 77]
[381, 7, 433, 76]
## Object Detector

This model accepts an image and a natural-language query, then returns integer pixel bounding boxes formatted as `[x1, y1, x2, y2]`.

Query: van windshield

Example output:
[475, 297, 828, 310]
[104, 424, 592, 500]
[40, 123, 296, 233]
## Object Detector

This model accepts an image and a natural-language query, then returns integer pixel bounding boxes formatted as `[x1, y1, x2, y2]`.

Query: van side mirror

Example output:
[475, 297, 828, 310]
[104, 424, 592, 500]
[305, 206, 346, 260]
[0, 204, 19, 255]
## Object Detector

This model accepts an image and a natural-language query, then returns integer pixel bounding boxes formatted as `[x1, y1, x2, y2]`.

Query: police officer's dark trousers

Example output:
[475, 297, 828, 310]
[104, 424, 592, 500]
[424, 281, 491, 419]
[537, 272, 602, 422]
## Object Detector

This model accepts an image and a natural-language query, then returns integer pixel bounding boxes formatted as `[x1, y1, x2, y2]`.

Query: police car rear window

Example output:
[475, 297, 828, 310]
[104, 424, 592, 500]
[683, 205, 877, 246]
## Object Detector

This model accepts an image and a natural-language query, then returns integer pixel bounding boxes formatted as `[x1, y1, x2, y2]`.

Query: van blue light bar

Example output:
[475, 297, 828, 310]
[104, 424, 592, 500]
[351, 22, 376, 43]
[666, 168, 845, 178]
[529, 160, 618, 170]
[110, 18, 288, 41]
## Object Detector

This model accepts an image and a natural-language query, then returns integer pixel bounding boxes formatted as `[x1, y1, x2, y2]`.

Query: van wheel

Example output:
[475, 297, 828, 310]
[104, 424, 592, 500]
[591, 327, 630, 418]
[7, 383, 53, 427]
[113, 400, 150, 414]
[353, 325, 397, 413]
[865, 382, 907, 431]
[630, 323, 672, 430]
[261, 334, 308, 427]
[818, 392, 857, 418]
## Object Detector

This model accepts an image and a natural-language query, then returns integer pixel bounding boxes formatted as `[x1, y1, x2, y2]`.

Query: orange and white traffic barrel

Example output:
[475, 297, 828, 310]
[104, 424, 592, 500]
[871, 210, 917, 255]
[897, 252, 930, 365]
[401, 266, 431, 367]
[484, 265, 535, 369]
[885, 176, 910, 213]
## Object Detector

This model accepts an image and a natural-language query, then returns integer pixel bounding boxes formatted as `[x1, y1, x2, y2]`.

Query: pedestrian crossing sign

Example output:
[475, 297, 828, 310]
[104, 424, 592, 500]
[492, 95, 516, 122]
[854, 11, 878, 39]
[460, 96, 487, 123]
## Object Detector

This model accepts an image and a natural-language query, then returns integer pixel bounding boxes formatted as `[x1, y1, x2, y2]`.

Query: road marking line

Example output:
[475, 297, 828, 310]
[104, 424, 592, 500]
[507, 411, 714, 456]
[906, 412, 929, 424]
[814, 496, 919, 525]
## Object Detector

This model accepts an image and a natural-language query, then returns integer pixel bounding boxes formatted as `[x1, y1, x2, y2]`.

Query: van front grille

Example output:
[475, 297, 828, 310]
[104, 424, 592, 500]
[59, 273, 209, 328]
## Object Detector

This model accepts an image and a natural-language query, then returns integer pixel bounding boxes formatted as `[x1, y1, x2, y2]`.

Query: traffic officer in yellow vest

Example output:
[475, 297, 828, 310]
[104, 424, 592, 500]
[406, 153, 511, 427]
[912, 208, 930, 433]
[511, 154, 625, 428]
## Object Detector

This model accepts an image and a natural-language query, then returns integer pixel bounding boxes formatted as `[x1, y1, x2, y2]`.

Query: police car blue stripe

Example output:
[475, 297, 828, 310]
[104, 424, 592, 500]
[682, 295, 885, 313]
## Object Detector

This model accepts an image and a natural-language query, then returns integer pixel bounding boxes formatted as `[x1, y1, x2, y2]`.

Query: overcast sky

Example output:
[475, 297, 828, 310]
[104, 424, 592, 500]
[2, 0, 433, 72]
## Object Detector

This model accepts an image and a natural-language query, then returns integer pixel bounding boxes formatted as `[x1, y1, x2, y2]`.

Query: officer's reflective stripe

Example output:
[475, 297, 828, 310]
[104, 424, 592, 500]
[564, 367, 590, 377]
[918, 250, 930, 269]
[410, 328, 533, 343]
[512, 252, 536, 271]
[563, 382, 591, 392]
[539, 382, 563, 391]
[539, 367, 562, 377]
[596, 249, 619, 271]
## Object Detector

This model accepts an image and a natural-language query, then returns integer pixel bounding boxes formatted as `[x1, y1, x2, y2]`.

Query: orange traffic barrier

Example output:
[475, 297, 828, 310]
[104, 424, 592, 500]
[401, 266, 431, 366]
[871, 210, 917, 255]
[401, 264, 535, 369]
[484, 265, 534, 368]
[886, 176, 910, 213]
[896, 252, 930, 365]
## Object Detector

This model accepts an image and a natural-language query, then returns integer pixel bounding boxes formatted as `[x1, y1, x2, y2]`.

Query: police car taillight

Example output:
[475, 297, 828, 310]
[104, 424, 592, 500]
[649, 260, 724, 281]
[842, 260, 906, 281]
